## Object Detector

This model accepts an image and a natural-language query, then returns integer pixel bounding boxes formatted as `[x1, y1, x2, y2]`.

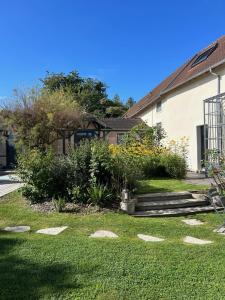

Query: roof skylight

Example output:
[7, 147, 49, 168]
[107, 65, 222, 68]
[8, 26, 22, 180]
[191, 44, 217, 67]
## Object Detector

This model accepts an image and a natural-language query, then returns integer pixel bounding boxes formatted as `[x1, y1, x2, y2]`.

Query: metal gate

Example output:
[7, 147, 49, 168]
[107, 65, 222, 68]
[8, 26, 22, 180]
[204, 92, 225, 168]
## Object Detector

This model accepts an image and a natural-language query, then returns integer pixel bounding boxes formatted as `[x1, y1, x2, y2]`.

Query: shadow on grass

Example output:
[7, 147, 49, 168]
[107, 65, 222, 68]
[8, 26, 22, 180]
[137, 179, 175, 194]
[0, 236, 93, 299]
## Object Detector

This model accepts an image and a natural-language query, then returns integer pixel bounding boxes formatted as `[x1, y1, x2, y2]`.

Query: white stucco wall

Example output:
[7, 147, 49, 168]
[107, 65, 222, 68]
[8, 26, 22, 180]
[139, 64, 225, 171]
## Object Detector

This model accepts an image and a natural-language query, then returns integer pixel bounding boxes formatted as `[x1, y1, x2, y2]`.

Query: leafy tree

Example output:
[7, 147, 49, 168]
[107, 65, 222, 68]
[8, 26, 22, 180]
[112, 94, 122, 106]
[1, 88, 84, 150]
[40, 70, 83, 93]
[41, 71, 107, 116]
[122, 123, 166, 148]
[105, 106, 127, 118]
[41, 70, 129, 117]
[126, 97, 135, 109]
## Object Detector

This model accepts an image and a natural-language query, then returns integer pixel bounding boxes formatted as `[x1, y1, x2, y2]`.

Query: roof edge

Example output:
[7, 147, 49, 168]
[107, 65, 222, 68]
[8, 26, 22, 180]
[161, 57, 225, 95]
[127, 57, 225, 118]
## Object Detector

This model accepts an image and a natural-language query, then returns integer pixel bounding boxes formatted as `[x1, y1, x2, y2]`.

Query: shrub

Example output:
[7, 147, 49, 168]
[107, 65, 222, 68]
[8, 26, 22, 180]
[142, 155, 166, 178]
[160, 153, 187, 179]
[66, 140, 92, 200]
[122, 123, 166, 148]
[110, 152, 144, 193]
[18, 148, 56, 203]
[18, 139, 133, 205]
[53, 198, 66, 212]
[89, 139, 112, 186]
[109, 143, 187, 180]
[87, 184, 113, 206]
[166, 137, 189, 161]
[71, 186, 82, 203]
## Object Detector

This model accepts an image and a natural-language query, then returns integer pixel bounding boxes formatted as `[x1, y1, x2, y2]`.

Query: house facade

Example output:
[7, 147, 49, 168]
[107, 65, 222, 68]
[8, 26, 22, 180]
[124, 35, 225, 172]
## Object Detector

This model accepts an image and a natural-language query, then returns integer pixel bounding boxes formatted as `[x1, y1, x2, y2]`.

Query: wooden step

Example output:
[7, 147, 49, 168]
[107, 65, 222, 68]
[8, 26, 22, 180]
[137, 191, 192, 202]
[132, 206, 216, 217]
[136, 198, 208, 211]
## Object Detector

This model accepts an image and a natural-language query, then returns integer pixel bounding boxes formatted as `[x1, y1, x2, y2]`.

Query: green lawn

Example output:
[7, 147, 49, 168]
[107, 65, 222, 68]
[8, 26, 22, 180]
[1, 191, 225, 299]
[137, 178, 209, 194]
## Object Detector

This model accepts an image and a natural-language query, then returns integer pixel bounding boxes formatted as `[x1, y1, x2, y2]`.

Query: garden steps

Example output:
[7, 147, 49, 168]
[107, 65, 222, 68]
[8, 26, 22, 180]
[132, 205, 216, 217]
[132, 191, 218, 217]
[136, 198, 208, 210]
[137, 191, 193, 202]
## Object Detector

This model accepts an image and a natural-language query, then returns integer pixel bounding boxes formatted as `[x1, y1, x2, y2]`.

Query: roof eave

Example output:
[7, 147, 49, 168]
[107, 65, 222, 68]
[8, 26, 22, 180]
[161, 58, 225, 95]
[128, 58, 225, 118]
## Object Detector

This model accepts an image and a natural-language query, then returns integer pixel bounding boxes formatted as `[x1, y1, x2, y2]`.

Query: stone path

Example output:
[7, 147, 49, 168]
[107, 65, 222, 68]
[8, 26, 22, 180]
[213, 226, 225, 235]
[137, 234, 164, 242]
[2, 225, 218, 245]
[4, 226, 30, 233]
[89, 230, 118, 238]
[36, 226, 68, 235]
[1, 219, 223, 245]
[183, 236, 213, 245]
[182, 219, 204, 226]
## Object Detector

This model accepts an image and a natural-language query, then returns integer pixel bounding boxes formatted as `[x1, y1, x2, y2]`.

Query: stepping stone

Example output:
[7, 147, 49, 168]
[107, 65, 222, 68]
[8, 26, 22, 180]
[4, 226, 30, 233]
[36, 226, 68, 235]
[183, 236, 213, 245]
[89, 230, 118, 238]
[182, 219, 204, 226]
[137, 234, 164, 242]
[213, 226, 225, 235]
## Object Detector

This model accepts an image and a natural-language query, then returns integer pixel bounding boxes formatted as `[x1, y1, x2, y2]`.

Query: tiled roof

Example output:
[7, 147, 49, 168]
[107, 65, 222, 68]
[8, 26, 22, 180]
[124, 35, 225, 118]
[101, 117, 143, 130]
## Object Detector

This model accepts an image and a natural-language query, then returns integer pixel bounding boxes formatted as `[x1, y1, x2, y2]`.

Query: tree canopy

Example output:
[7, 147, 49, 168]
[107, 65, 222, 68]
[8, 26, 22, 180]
[1, 70, 136, 151]
[1, 88, 84, 150]
[41, 70, 133, 117]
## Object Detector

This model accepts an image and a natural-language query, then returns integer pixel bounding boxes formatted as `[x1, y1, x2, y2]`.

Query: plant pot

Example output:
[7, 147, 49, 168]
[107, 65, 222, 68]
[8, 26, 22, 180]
[120, 199, 136, 214]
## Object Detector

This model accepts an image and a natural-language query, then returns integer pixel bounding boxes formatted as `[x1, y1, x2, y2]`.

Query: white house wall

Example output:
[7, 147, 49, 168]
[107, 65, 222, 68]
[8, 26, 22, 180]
[139, 65, 225, 171]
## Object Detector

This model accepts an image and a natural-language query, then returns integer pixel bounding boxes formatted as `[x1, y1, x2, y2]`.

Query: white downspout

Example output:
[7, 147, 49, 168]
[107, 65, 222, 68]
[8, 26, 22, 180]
[209, 67, 221, 94]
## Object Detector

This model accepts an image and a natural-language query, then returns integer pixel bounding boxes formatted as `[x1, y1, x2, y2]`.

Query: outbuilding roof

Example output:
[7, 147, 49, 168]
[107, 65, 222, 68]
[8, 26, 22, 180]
[101, 117, 142, 130]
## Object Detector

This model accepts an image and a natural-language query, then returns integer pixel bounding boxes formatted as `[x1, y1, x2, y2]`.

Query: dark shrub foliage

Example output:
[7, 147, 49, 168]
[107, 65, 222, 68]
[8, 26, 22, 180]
[17, 139, 143, 205]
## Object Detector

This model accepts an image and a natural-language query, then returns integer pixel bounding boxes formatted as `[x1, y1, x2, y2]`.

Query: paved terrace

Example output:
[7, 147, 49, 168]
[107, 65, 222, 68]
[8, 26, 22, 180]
[0, 171, 23, 198]
[184, 172, 212, 186]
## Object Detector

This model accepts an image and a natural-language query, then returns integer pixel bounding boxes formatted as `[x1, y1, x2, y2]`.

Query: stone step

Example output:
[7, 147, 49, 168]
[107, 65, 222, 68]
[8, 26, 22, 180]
[136, 198, 208, 211]
[137, 191, 193, 202]
[132, 205, 217, 217]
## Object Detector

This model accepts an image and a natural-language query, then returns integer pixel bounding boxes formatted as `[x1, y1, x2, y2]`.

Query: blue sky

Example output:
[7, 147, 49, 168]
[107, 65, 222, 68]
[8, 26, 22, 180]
[0, 0, 225, 103]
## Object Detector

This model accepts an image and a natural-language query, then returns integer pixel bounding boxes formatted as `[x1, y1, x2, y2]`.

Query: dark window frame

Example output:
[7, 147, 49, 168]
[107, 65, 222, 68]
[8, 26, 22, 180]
[156, 100, 162, 112]
[74, 129, 98, 144]
[191, 44, 217, 68]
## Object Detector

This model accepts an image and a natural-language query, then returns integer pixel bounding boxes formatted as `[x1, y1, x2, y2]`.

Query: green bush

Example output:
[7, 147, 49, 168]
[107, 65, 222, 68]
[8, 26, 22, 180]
[18, 148, 57, 203]
[18, 148, 77, 203]
[111, 152, 144, 193]
[142, 155, 165, 178]
[18, 139, 140, 205]
[141, 152, 187, 179]
[160, 153, 187, 179]
[89, 139, 112, 186]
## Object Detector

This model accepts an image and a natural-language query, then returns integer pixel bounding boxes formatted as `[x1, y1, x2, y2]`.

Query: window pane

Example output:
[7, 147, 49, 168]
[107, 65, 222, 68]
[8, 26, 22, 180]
[156, 101, 162, 112]
[117, 133, 125, 144]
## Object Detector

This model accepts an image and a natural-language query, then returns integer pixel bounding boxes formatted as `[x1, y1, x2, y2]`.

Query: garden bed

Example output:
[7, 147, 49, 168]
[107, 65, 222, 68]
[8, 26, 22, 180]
[30, 201, 113, 215]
